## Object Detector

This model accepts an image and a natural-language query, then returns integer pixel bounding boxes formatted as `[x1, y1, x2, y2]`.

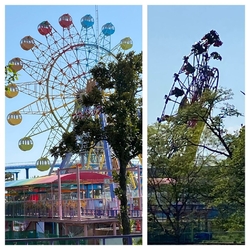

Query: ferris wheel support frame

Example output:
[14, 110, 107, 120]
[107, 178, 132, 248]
[100, 112, 115, 199]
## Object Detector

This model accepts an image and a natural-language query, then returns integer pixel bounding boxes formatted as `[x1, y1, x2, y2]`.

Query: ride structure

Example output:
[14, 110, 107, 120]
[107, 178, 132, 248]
[157, 30, 223, 159]
[6, 13, 133, 174]
[158, 30, 222, 123]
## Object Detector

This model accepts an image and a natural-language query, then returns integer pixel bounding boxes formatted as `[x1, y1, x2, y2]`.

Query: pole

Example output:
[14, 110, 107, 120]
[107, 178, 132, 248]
[25, 168, 29, 179]
[77, 164, 81, 219]
[58, 169, 62, 219]
[137, 165, 142, 216]
[95, 5, 99, 61]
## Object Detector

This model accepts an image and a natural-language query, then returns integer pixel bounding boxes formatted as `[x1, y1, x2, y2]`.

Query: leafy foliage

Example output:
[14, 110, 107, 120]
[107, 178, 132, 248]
[5, 172, 14, 181]
[209, 126, 245, 231]
[148, 88, 244, 243]
[5, 64, 19, 91]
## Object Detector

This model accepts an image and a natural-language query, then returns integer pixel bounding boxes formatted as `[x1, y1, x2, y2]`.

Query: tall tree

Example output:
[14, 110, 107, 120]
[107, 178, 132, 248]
[50, 51, 142, 243]
[148, 122, 216, 243]
[209, 125, 245, 232]
[148, 88, 244, 244]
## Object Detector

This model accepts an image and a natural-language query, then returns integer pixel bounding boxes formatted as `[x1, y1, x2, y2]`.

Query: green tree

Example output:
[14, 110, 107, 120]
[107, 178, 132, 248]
[148, 122, 216, 243]
[210, 126, 245, 232]
[5, 64, 18, 91]
[50, 51, 142, 243]
[147, 88, 244, 244]
[5, 172, 14, 181]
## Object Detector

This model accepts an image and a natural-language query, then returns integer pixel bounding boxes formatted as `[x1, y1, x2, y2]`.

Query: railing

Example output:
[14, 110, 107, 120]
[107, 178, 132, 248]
[5, 200, 142, 219]
[148, 231, 245, 245]
[5, 234, 142, 245]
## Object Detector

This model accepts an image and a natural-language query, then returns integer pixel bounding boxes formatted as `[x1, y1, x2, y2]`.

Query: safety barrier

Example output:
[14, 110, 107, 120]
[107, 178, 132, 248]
[5, 234, 142, 245]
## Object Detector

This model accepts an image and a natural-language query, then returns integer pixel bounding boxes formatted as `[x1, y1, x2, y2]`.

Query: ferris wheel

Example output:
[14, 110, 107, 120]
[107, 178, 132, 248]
[156, 30, 223, 162]
[157, 30, 223, 125]
[6, 13, 133, 172]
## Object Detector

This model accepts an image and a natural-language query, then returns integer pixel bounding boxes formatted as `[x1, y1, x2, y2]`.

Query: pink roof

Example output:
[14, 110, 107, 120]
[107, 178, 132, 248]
[5, 172, 112, 189]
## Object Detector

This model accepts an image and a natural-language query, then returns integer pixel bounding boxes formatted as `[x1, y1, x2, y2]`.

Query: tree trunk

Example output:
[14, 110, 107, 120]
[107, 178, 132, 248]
[119, 160, 131, 244]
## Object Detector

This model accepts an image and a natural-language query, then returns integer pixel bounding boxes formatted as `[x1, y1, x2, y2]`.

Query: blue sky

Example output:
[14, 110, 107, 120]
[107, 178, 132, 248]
[4, 5, 142, 179]
[148, 5, 245, 130]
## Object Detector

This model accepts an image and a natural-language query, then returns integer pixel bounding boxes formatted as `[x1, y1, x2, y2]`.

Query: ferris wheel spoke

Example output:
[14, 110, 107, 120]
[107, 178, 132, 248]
[43, 27, 65, 53]
[49, 100, 76, 128]
[62, 26, 84, 46]
[40, 126, 65, 158]
[23, 114, 59, 138]
[77, 45, 99, 68]
[97, 26, 112, 51]
[21, 60, 56, 91]
[13, 97, 51, 115]
[13, 80, 45, 98]
[31, 39, 58, 64]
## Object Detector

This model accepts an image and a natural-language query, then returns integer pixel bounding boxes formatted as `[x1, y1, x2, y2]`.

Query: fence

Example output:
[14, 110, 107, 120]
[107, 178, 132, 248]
[5, 199, 142, 219]
[148, 231, 245, 245]
[5, 234, 142, 245]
